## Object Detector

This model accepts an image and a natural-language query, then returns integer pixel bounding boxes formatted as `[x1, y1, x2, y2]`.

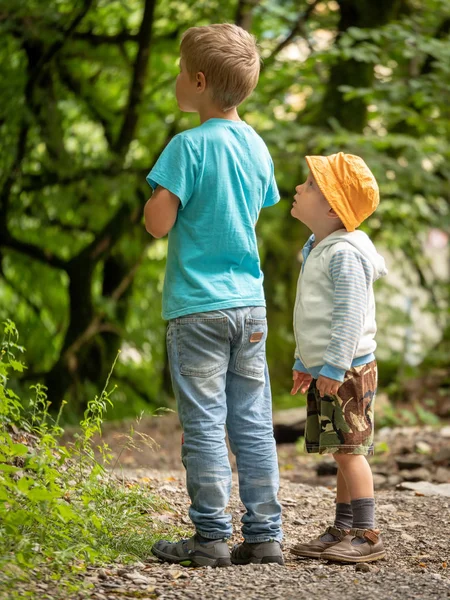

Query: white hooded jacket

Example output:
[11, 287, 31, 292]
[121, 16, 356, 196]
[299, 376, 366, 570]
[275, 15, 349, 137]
[293, 229, 387, 381]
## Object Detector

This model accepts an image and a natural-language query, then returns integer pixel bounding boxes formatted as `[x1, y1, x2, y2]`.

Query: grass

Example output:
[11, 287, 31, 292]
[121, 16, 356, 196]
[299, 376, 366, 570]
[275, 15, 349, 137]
[0, 320, 184, 599]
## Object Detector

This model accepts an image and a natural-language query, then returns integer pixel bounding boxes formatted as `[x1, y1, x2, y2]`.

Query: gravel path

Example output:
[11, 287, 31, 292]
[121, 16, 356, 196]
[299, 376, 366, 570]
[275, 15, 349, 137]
[80, 468, 450, 600]
[55, 419, 450, 599]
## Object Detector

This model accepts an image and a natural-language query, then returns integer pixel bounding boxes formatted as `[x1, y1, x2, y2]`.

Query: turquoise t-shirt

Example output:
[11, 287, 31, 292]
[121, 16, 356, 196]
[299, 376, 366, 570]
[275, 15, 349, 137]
[146, 118, 280, 320]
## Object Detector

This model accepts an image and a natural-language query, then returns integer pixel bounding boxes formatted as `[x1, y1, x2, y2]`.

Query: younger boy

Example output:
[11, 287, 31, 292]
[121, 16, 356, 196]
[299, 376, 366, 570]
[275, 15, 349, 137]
[290, 152, 387, 563]
[144, 24, 283, 567]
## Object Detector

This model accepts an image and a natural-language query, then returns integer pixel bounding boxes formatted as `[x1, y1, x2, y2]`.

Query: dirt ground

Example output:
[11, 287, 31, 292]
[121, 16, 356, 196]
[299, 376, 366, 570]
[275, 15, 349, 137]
[93, 411, 450, 490]
[57, 413, 450, 600]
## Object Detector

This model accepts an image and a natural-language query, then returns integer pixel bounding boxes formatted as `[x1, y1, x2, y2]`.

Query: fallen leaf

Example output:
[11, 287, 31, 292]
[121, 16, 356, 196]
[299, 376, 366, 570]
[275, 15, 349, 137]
[170, 570, 184, 579]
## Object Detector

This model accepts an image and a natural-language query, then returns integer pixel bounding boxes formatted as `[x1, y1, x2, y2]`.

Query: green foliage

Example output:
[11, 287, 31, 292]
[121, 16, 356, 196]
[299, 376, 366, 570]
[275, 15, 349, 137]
[295, 436, 307, 456]
[373, 440, 390, 455]
[0, 321, 182, 596]
[377, 401, 441, 429]
[0, 0, 448, 415]
[273, 392, 307, 411]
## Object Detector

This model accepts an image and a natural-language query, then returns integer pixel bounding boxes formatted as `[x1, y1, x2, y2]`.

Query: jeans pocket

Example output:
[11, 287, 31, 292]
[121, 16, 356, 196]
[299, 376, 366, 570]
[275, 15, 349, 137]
[235, 315, 267, 378]
[177, 316, 229, 378]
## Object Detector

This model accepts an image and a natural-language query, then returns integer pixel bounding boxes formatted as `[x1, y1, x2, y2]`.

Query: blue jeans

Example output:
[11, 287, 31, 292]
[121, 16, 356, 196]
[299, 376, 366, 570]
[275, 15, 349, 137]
[166, 306, 282, 543]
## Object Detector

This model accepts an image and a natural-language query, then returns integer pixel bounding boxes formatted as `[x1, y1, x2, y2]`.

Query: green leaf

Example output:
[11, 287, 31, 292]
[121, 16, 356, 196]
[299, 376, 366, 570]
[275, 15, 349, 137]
[91, 513, 103, 530]
[0, 464, 20, 473]
[27, 487, 58, 502]
[9, 360, 25, 373]
[12, 443, 29, 456]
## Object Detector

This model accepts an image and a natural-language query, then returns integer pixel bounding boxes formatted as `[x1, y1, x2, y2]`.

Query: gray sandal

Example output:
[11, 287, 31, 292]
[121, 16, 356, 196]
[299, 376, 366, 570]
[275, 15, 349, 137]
[152, 534, 231, 568]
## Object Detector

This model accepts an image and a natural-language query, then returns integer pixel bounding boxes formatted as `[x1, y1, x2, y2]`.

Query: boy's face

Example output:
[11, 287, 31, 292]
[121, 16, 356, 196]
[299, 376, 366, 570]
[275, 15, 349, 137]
[175, 57, 201, 112]
[291, 170, 334, 228]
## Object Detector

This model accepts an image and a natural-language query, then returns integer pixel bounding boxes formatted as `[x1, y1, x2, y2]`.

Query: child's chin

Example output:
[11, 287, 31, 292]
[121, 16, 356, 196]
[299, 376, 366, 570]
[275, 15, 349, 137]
[177, 101, 195, 112]
[290, 207, 302, 220]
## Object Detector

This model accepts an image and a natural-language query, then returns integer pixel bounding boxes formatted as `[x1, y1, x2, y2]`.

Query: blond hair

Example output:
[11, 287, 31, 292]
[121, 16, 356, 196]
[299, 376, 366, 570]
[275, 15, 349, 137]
[180, 24, 260, 111]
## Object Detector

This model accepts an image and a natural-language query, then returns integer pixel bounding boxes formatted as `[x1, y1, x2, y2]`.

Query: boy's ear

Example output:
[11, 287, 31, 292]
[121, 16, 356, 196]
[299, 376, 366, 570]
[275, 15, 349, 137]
[196, 71, 206, 93]
[327, 207, 340, 219]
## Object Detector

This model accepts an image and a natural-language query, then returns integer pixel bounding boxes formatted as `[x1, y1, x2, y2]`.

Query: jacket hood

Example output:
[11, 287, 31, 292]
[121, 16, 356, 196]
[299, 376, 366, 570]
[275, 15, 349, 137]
[315, 229, 388, 281]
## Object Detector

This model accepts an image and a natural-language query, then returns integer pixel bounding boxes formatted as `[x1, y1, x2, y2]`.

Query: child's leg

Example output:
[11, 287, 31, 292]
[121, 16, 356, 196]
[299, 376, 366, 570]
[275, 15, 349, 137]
[334, 468, 353, 530]
[225, 307, 282, 545]
[334, 453, 375, 532]
[308, 378, 353, 532]
[321, 452, 385, 561]
[319, 469, 352, 542]
[334, 454, 374, 500]
[318, 362, 385, 562]
[317, 361, 377, 531]
[226, 362, 282, 542]
[336, 467, 351, 504]
[166, 313, 233, 540]
[291, 380, 350, 558]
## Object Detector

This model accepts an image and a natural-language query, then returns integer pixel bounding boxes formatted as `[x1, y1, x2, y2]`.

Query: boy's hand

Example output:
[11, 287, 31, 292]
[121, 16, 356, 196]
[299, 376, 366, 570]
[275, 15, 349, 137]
[291, 371, 313, 395]
[316, 375, 341, 398]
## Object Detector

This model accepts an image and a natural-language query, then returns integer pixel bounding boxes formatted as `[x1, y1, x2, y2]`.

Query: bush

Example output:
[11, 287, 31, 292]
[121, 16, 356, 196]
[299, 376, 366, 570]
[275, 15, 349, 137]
[0, 321, 180, 598]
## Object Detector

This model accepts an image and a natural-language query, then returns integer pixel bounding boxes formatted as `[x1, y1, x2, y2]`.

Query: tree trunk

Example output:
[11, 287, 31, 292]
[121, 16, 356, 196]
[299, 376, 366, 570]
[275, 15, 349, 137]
[321, 0, 403, 131]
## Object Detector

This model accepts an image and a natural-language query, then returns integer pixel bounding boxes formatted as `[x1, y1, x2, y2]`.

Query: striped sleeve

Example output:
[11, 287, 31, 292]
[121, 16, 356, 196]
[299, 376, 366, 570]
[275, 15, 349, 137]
[320, 249, 372, 381]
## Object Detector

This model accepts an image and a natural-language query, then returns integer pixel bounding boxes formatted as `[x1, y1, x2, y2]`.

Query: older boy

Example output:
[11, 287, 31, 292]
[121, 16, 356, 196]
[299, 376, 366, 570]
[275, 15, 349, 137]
[144, 24, 283, 567]
[290, 153, 387, 563]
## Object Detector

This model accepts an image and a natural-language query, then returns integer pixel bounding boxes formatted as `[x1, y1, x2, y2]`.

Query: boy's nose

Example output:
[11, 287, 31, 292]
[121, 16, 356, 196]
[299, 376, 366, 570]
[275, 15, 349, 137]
[295, 184, 302, 194]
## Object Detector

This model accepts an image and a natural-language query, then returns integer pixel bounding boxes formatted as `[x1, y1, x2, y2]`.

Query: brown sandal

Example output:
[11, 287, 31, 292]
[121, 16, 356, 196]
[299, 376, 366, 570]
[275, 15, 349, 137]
[321, 528, 386, 563]
[291, 526, 349, 559]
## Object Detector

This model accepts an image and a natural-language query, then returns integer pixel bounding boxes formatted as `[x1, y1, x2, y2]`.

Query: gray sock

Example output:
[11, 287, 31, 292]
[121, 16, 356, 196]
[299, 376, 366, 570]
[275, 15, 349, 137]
[334, 502, 353, 530]
[351, 497, 375, 545]
[320, 502, 352, 542]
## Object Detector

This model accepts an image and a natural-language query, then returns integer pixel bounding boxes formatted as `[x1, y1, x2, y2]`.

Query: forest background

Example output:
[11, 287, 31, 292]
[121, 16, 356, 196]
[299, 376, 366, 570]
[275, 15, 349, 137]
[1, 0, 449, 423]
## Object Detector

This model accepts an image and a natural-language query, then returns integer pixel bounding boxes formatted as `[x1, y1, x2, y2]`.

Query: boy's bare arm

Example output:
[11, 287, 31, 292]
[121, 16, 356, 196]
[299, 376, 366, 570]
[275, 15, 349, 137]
[144, 186, 180, 238]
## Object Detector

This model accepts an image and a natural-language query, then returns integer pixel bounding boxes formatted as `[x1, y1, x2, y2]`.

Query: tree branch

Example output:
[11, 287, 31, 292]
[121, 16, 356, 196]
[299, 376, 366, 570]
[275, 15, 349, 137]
[110, 254, 145, 302]
[409, 249, 442, 315]
[421, 18, 450, 75]
[22, 207, 94, 235]
[2, 236, 69, 271]
[73, 30, 139, 45]
[0, 115, 70, 270]
[63, 319, 122, 359]
[0, 272, 41, 318]
[63, 247, 148, 359]
[66, 205, 137, 271]
[20, 166, 147, 192]
[26, 0, 94, 94]
[112, 373, 156, 406]
[113, 0, 157, 158]
[0, 120, 29, 239]
[1, 0, 94, 259]
[56, 59, 115, 148]
[262, 0, 321, 69]
[10, 119, 175, 272]
[71, 27, 180, 46]
[235, 0, 261, 30]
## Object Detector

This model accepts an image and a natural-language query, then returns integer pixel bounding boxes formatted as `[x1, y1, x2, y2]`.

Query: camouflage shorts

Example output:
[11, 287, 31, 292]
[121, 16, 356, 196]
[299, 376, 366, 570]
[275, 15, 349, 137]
[305, 360, 377, 455]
